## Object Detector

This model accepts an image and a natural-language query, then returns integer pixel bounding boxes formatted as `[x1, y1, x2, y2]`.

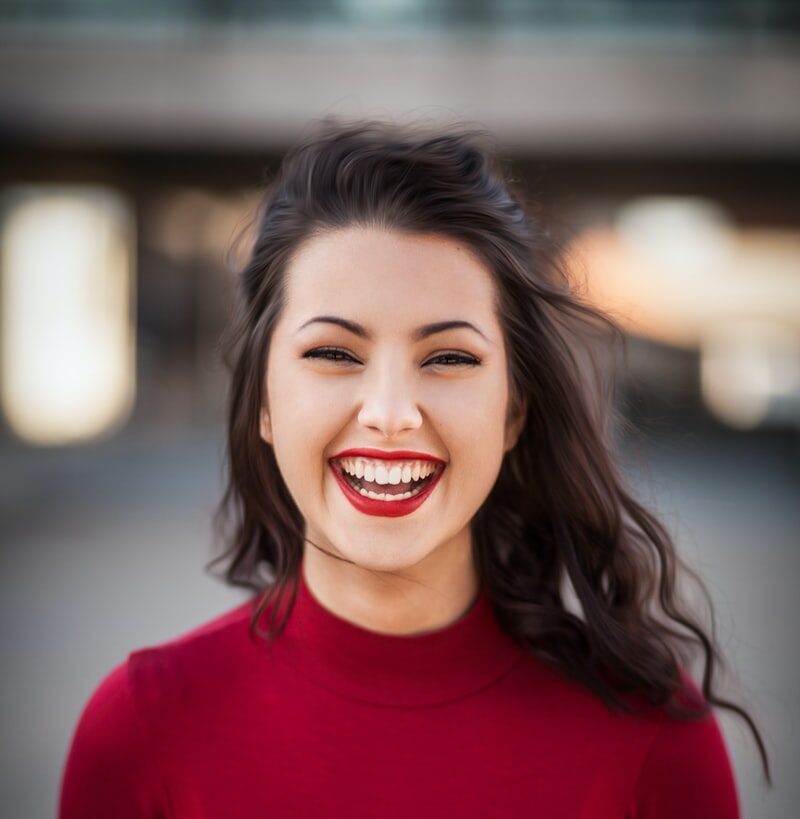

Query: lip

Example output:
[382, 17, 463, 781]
[330, 448, 445, 464]
[329, 457, 446, 518]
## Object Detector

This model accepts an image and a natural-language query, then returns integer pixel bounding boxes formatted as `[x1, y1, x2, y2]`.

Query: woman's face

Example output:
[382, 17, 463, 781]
[260, 225, 526, 575]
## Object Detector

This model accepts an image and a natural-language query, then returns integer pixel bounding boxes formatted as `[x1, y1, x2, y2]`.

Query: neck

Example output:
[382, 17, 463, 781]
[301, 535, 481, 636]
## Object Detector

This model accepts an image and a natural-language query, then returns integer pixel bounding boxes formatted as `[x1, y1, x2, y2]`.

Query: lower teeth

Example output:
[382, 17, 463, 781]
[343, 471, 432, 501]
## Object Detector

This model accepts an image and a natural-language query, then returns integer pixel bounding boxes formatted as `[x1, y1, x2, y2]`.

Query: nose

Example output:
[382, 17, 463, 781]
[357, 363, 423, 439]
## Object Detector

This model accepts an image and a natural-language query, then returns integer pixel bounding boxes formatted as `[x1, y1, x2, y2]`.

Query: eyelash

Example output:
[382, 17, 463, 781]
[302, 346, 481, 368]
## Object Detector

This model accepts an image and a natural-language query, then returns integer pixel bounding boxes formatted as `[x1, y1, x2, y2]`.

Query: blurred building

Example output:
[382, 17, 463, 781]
[1, 0, 799, 444]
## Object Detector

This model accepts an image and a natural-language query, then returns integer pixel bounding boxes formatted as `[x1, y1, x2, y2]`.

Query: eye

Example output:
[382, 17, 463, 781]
[302, 346, 359, 364]
[424, 352, 481, 368]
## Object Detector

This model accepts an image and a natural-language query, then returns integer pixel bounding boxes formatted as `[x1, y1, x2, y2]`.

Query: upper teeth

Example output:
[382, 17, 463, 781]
[337, 457, 439, 485]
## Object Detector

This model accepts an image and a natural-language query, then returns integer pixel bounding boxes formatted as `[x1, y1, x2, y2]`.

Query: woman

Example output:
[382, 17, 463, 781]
[60, 117, 769, 817]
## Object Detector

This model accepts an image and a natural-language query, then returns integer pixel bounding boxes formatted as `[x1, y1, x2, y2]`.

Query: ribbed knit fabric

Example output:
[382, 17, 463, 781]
[59, 562, 740, 818]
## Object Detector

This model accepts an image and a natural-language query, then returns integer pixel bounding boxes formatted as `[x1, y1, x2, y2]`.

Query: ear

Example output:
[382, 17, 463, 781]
[259, 407, 273, 445]
[503, 394, 528, 454]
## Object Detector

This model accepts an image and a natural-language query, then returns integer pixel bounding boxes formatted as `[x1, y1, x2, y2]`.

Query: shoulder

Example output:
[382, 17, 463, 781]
[59, 657, 155, 816]
[628, 671, 741, 818]
[60, 598, 259, 816]
[126, 596, 259, 716]
[68, 597, 257, 754]
[63, 658, 145, 760]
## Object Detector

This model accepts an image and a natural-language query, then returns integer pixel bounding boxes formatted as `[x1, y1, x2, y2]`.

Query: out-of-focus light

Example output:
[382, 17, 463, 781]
[0, 185, 136, 445]
[147, 187, 260, 273]
[700, 321, 800, 430]
[616, 196, 735, 280]
[568, 199, 800, 352]
[566, 196, 800, 428]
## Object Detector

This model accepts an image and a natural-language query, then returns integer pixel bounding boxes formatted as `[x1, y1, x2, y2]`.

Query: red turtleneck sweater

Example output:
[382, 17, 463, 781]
[59, 565, 740, 818]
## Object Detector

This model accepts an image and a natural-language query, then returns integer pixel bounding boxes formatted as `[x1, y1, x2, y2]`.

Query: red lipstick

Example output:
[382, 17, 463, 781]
[329, 451, 446, 518]
[330, 448, 445, 463]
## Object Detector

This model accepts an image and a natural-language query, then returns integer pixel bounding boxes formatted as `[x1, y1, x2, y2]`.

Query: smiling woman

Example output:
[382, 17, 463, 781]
[59, 117, 769, 818]
[253, 224, 525, 621]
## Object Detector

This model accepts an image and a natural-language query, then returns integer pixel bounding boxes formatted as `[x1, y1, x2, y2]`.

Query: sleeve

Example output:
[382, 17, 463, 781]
[629, 707, 741, 819]
[58, 658, 164, 819]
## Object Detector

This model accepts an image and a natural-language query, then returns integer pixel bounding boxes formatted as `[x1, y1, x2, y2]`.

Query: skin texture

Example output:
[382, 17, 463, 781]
[259, 226, 526, 635]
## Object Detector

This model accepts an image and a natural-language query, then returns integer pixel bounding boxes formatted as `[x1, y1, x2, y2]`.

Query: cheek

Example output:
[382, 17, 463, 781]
[273, 394, 334, 460]
[269, 362, 330, 428]
[432, 375, 508, 442]
[268, 374, 347, 471]
[439, 389, 508, 498]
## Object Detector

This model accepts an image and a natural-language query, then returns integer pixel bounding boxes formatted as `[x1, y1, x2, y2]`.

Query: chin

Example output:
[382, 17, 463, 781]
[337, 540, 436, 574]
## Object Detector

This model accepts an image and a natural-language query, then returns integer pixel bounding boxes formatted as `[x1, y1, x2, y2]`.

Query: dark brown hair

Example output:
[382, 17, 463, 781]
[208, 115, 770, 784]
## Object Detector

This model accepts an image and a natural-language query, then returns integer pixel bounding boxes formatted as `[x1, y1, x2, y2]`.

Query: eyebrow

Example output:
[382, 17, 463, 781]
[296, 315, 491, 343]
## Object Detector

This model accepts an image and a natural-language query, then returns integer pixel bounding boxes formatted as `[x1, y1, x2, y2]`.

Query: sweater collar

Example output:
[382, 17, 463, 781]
[272, 562, 524, 707]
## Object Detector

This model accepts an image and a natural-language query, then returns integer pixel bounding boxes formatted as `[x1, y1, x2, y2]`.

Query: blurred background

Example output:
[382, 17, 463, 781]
[1, 2, 798, 816]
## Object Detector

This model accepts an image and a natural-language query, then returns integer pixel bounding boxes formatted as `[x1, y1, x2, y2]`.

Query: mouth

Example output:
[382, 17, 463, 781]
[329, 457, 446, 518]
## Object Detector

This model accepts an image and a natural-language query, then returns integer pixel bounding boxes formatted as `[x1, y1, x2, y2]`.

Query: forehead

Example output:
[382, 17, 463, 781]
[282, 226, 498, 323]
